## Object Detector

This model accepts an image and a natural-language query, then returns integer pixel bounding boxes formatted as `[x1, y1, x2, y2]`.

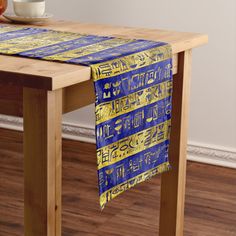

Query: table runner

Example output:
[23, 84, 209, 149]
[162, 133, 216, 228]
[0, 25, 173, 209]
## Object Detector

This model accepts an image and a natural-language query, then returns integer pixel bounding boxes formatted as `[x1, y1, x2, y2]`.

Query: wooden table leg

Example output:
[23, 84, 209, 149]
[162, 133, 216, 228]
[159, 50, 192, 236]
[23, 88, 62, 236]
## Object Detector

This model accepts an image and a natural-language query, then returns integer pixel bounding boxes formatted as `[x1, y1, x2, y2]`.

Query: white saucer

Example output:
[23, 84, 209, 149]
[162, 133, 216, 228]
[3, 13, 53, 24]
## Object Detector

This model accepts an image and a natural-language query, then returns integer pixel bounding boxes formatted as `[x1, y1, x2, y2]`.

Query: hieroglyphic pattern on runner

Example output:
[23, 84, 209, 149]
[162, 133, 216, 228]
[0, 25, 173, 209]
[99, 161, 170, 207]
[97, 119, 171, 169]
[95, 80, 172, 124]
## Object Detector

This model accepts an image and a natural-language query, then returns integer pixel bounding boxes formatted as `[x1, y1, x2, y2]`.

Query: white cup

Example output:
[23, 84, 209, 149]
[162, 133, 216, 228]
[13, 0, 46, 18]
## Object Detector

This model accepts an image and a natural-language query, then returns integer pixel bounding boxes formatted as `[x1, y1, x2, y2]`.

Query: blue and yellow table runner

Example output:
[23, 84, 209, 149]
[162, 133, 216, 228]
[0, 25, 173, 209]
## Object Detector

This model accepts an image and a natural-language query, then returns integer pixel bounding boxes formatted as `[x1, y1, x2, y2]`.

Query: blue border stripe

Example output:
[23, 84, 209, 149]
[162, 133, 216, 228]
[68, 40, 166, 65]
[98, 140, 170, 195]
[18, 35, 113, 58]
[94, 58, 172, 104]
[96, 96, 172, 149]
[0, 27, 48, 41]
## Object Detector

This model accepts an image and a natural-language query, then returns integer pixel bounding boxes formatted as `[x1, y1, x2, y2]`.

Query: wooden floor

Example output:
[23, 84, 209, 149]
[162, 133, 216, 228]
[0, 128, 235, 236]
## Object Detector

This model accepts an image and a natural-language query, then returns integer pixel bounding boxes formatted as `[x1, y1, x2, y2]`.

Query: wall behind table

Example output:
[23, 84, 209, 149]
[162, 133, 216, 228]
[4, 0, 236, 166]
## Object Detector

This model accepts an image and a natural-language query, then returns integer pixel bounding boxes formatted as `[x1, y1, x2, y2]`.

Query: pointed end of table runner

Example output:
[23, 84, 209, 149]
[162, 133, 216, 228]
[99, 161, 171, 210]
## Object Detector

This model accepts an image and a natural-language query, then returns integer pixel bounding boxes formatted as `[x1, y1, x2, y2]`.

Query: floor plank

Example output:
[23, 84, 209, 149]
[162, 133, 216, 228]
[0, 128, 235, 236]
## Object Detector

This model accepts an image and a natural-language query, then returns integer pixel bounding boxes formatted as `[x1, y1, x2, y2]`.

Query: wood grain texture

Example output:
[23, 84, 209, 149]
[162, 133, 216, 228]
[0, 18, 207, 90]
[0, 84, 23, 116]
[159, 50, 192, 236]
[23, 88, 62, 236]
[0, 128, 236, 236]
[0, 54, 177, 117]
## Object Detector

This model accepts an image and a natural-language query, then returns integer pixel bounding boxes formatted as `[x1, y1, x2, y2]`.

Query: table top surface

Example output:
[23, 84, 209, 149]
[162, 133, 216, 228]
[0, 18, 208, 90]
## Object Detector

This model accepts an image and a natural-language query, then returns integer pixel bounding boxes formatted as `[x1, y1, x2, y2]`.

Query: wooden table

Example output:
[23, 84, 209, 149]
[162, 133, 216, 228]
[0, 18, 208, 236]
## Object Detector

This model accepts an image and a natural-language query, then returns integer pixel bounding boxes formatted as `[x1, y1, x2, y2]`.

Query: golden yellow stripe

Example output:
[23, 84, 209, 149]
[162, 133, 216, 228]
[97, 119, 171, 170]
[99, 161, 170, 208]
[96, 80, 172, 125]
[0, 31, 84, 54]
[44, 38, 134, 61]
[92, 44, 172, 81]
[0, 26, 24, 34]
